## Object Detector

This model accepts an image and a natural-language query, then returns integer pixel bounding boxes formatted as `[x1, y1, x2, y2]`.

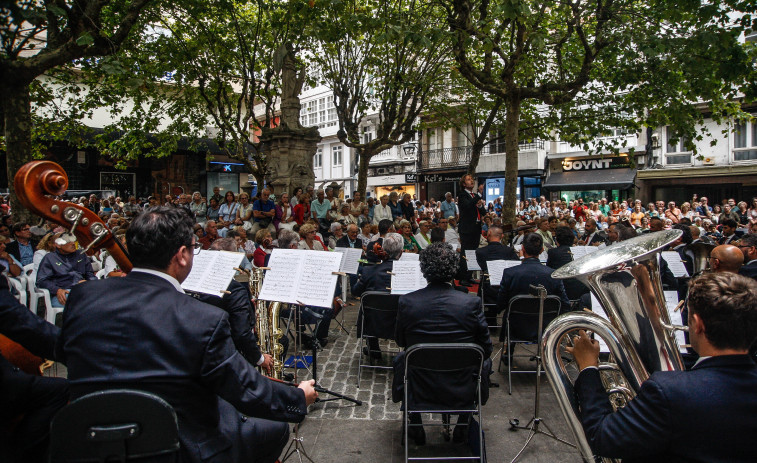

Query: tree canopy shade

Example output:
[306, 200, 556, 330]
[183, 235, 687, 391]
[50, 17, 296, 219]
[308, 0, 452, 198]
[0, 0, 154, 221]
[442, 0, 757, 224]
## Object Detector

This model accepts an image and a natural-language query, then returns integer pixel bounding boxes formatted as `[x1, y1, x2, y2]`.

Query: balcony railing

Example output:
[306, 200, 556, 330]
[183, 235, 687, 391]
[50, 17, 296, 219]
[419, 140, 545, 171]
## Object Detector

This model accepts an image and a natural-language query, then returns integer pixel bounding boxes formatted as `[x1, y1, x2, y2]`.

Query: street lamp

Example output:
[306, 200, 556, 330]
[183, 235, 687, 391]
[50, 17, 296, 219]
[403, 143, 416, 158]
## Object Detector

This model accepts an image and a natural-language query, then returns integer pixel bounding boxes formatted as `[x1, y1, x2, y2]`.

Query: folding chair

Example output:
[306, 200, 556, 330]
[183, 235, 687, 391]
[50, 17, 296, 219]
[49, 389, 180, 463]
[403, 343, 486, 462]
[356, 291, 401, 386]
[500, 295, 562, 394]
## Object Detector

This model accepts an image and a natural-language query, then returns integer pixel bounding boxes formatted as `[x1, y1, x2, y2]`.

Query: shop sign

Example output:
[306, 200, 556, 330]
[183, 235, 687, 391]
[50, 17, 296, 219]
[404, 173, 417, 183]
[419, 173, 464, 183]
[209, 161, 247, 173]
[561, 156, 632, 171]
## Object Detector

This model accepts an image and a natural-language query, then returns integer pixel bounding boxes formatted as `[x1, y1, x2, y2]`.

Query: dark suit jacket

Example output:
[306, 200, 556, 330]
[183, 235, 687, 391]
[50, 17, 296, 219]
[457, 190, 485, 236]
[547, 245, 589, 300]
[497, 258, 570, 312]
[352, 260, 393, 297]
[475, 242, 519, 303]
[392, 282, 493, 404]
[581, 231, 606, 246]
[335, 235, 364, 250]
[6, 239, 39, 266]
[575, 355, 757, 462]
[57, 271, 307, 463]
[739, 260, 757, 280]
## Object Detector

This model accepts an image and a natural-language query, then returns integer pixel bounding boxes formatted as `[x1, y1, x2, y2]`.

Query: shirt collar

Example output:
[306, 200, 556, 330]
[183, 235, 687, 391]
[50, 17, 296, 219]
[131, 268, 185, 293]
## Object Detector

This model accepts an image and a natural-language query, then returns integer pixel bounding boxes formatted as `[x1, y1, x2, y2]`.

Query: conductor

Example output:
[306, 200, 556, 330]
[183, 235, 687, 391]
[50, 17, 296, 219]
[57, 207, 318, 463]
[568, 272, 757, 462]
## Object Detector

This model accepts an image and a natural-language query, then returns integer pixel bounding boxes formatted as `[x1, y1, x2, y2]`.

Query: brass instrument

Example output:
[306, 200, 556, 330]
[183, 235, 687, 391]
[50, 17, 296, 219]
[542, 230, 686, 463]
[250, 268, 284, 379]
[686, 241, 716, 277]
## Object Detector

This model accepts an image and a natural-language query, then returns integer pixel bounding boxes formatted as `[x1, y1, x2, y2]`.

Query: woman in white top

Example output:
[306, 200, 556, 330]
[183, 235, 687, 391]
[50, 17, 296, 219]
[337, 203, 357, 225]
[218, 191, 239, 229]
[276, 192, 296, 232]
[372, 194, 393, 225]
[234, 192, 254, 230]
[298, 223, 326, 251]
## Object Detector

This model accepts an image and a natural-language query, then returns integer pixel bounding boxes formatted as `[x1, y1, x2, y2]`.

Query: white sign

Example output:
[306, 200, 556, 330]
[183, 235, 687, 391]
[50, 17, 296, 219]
[182, 251, 245, 296]
[257, 249, 342, 308]
[390, 261, 428, 295]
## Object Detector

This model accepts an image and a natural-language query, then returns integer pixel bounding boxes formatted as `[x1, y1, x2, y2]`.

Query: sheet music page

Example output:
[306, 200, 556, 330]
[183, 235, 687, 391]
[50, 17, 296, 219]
[661, 252, 690, 278]
[539, 251, 548, 263]
[664, 290, 687, 353]
[570, 246, 586, 260]
[513, 244, 522, 253]
[296, 251, 342, 307]
[399, 252, 419, 261]
[257, 249, 302, 304]
[465, 250, 481, 270]
[584, 246, 600, 254]
[391, 261, 427, 295]
[589, 294, 611, 353]
[486, 260, 520, 286]
[182, 250, 244, 295]
[333, 247, 362, 274]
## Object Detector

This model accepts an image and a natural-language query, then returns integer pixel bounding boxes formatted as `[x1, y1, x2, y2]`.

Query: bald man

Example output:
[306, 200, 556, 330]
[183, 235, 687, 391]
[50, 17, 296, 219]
[689, 225, 701, 243]
[711, 245, 744, 274]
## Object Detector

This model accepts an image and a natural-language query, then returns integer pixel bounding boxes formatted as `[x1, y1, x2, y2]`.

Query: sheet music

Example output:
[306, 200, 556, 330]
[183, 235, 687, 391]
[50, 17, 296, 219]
[399, 252, 419, 261]
[391, 261, 428, 295]
[539, 251, 548, 263]
[486, 260, 520, 286]
[334, 247, 362, 274]
[257, 249, 342, 307]
[182, 250, 245, 295]
[465, 250, 481, 270]
[513, 244, 522, 253]
[584, 246, 600, 254]
[664, 291, 687, 352]
[570, 246, 587, 260]
[661, 251, 690, 278]
[589, 294, 611, 353]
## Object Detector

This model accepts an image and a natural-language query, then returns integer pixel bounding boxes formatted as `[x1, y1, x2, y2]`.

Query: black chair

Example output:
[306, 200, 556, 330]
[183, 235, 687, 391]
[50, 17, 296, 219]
[49, 389, 180, 463]
[403, 343, 486, 463]
[356, 291, 401, 386]
[500, 295, 562, 394]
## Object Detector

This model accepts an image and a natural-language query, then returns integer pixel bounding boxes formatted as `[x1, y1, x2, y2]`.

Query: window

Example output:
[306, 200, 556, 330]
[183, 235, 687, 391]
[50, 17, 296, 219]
[313, 148, 322, 168]
[332, 145, 343, 166]
[300, 97, 338, 128]
[427, 128, 441, 151]
[734, 116, 757, 161]
[665, 127, 691, 165]
[490, 130, 506, 154]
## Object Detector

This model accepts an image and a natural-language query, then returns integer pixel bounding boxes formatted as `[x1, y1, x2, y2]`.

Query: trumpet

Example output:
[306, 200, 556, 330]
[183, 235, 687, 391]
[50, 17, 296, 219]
[542, 230, 686, 463]
[249, 267, 284, 380]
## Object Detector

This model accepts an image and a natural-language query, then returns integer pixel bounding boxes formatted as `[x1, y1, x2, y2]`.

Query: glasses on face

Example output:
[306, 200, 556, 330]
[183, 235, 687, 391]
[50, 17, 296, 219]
[19, 227, 30, 231]
[190, 242, 202, 255]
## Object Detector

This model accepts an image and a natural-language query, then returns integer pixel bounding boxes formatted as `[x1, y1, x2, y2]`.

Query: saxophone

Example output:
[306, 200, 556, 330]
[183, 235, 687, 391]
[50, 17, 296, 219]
[250, 268, 284, 380]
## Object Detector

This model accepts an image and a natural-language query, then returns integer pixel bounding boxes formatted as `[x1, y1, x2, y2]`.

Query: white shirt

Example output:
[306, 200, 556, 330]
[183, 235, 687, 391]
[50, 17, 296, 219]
[445, 228, 460, 247]
[373, 204, 393, 224]
[414, 232, 431, 249]
[131, 268, 185, 293]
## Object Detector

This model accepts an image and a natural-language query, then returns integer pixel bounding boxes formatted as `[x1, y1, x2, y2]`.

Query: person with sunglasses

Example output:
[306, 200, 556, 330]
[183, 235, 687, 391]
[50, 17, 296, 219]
[7, 222, 38, 266]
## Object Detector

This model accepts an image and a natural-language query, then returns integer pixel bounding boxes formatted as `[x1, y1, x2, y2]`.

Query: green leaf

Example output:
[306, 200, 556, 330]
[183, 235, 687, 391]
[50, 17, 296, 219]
[76, 32, 95, 46]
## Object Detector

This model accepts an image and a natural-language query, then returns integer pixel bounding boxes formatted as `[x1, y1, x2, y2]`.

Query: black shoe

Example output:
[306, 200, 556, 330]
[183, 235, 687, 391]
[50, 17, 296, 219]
[317, 338, 329, 348]
[452, 424, 466, 443]
[362, 347, 382, 360]
[402, 425, 426, 446]
[300, 334, 314, 349]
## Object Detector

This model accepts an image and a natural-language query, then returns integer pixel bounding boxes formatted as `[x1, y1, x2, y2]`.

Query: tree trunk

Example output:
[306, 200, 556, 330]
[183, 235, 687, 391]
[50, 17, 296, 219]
[2, 83, 34, 223]
[356, 147, 373, 201]
[502, 97, 521, 226]
[467, 142, 484, 176]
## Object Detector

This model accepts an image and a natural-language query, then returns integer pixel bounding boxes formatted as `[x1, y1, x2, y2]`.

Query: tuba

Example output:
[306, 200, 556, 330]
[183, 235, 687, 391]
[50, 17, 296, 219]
[686, 241, 716, 277]
[250, 268, 284, 379]
[542, 230, 687, 463]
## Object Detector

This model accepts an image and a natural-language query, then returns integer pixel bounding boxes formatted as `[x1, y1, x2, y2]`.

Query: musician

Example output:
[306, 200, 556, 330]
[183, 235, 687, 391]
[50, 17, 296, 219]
[710, 244, 746, 274]
[719, 218, 741, 244]
[365, 219, 394, 263]
[456, 174, 487, 286]
[578, 218, 605, 246]
[392, 242, 492, 445]
[36, 233, 96, 307]
[547, 226, 589, 301]
[569, 272, 757, 462]
[476, 225, 518, 322]
[57, 207, 317, 463]
[497, 233, 570, 314]
[738, 234, 757, 280]
[352, 233, 403, 360]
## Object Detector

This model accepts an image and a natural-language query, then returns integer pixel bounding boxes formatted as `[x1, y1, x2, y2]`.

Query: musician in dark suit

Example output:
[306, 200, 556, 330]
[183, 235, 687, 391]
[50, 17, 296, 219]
[456, 174, 487, 286]
[578, 218, 605, 246]
[569, 272, 757, 462]
[719, 218, 742, 245]
[0, 271, 68, 463]
[336, 223, 365, 289]
[352, 233, 403, 359]
[739, 234, 757, 280]
[57, 207, 317, 463]
[497, 233, 571, 314]
[547, 226, 589, 301]
[475, 225, 519, 322]
[392, 242, 493, 445]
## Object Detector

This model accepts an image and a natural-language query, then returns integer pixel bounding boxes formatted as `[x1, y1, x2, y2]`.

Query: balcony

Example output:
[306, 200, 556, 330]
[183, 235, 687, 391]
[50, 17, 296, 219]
[419, 140, 546, 172]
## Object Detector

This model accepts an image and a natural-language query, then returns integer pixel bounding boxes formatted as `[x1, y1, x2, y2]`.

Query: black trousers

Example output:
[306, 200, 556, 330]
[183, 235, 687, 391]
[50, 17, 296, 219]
[0, 357, 69, 463]
[218, 398, 291, 463]
[457, 231, 481, 281]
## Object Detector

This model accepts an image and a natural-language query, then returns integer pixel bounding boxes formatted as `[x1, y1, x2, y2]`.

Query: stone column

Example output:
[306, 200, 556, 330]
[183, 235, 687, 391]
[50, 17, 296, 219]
[259, 125, 321, 196]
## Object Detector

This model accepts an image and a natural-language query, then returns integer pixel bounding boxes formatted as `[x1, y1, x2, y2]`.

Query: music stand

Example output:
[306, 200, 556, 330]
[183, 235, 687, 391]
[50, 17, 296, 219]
[509, 284, 575, 463]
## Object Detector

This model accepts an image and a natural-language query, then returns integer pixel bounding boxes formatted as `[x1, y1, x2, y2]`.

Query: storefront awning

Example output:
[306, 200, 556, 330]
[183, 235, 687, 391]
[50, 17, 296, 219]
[543, 168, 636, 191]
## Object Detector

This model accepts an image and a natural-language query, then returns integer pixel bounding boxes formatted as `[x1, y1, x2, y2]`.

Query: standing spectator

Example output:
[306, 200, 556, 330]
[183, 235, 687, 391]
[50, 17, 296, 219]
[630, 203, 645, 227]
[366, 196, 376, 223]
[88, 194, 100, 213]
[373, 194, 393, 225]
[251, 189, 276, 237]
[388, 191, 403, 221]
[400, 194, 416, 229]
[440, 192, 458, 221]
[189, 192, 207, 223]
[573, 199, 588, 222]
[325, 187, 342, 221]
[7, 222, 38, 266]
[711, 204, 722, 224]
[209, 186, 223, 205]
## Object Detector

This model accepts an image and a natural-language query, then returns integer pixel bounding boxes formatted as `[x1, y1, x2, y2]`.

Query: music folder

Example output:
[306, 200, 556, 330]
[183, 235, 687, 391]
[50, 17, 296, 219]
[181, 250, 245, 296]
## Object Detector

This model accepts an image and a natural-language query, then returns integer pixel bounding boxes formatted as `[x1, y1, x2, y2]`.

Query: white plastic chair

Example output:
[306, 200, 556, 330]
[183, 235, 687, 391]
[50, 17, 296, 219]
[8, 275, 27, 307]
[25, 263, 57, 324]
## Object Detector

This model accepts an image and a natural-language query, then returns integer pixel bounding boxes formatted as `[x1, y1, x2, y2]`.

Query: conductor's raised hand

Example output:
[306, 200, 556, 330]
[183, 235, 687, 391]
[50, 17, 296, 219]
[565, 329, 600, 371]
[298, 379, 318, 406]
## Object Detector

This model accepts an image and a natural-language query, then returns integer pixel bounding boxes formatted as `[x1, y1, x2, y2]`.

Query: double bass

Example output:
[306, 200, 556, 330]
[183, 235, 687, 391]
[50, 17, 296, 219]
[1, 161, 132, 375]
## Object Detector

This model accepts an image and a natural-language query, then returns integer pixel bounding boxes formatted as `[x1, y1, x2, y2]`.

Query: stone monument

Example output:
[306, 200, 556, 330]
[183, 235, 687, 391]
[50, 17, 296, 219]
[259, 44, 321, 197]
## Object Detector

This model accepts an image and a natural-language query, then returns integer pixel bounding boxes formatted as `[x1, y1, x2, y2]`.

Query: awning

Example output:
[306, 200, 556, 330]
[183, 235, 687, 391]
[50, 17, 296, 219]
[543, 168, 636, 191]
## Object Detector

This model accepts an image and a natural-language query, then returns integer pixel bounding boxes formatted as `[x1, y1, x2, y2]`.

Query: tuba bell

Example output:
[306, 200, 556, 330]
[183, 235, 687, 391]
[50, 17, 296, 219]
[686, 240, 716, 277]
[542, 230, 686, 463]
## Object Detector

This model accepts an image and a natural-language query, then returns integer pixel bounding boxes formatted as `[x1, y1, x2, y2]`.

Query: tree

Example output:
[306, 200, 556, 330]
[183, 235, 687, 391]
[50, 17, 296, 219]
[309, 0, 452, 198]
[443, 0, 756, 224]
[0, 0, 154, 221]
